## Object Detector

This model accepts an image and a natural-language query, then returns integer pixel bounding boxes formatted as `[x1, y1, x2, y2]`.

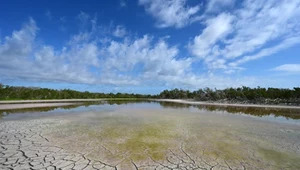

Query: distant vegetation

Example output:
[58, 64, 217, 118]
[159, 87, 300, 105]
[159, 102, 300, 119]
[0, 83, 152, 100]
[1, 83, 300, 105]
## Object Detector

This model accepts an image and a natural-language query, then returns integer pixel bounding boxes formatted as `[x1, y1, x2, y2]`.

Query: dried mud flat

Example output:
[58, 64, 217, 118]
[0, 119, 109, 170]
[1, 105, 300, 170]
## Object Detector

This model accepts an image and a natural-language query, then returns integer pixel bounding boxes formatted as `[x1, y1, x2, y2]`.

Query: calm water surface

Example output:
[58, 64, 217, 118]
[1, 101, 300, 123]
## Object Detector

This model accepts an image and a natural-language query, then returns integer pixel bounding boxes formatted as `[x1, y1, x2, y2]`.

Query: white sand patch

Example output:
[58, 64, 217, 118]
[0, 103, 78, 110]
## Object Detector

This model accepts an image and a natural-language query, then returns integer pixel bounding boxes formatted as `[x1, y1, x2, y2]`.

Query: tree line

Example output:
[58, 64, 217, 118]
[0, 84, 152, 100]
[1, 83, 300, 105]
[158, 87, 300, 105]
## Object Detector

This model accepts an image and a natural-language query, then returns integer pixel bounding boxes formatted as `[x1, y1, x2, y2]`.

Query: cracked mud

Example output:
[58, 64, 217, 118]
[1, 102, 300, 169]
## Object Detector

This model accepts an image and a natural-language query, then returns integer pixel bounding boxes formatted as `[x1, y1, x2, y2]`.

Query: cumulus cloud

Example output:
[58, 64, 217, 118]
[0, 17, 194, 87]
[0, 18, 37, 61]
[0, 18, 96, 84]
[100, 35, 194, 86]
[3, 2, 299, 91]
[0, 17, 259, 89]
[139, 0, 201, 28]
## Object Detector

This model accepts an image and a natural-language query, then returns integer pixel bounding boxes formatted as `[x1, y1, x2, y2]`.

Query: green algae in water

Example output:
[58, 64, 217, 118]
[99, 120, 179, 161]
[258, 147, 300, 168]
[46, 105, 300, 169]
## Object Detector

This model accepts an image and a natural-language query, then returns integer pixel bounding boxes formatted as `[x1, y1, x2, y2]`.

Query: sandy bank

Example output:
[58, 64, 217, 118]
[0, 103, 79, 110]
[0, 99, 105, 104]
[154, 99, 300, 109]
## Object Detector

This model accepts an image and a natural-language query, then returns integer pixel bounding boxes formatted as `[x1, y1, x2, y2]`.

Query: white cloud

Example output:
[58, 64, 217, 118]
[0, 18, 97, 84]
[102, 35, 192, 79]
[99, 35, 261, 88]
[273, 64, 300, 73]
[223, 0, 300, 60]
[1, 18, 197, 87]
[189, 13, 234, 59]
[229, 36, 300, 67]
[189, 0, 300, 73]
[0, 18, 37, 61]
[113, 25, 127, 38]
[2, 8, 298, 90]
[139, 0, 201, 28]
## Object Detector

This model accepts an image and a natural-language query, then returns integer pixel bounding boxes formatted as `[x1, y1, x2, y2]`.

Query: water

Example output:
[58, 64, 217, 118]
[1, 101, 300, 169]
[1, 101, 300, 123]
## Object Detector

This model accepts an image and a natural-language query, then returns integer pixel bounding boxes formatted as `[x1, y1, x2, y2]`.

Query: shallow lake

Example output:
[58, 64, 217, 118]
[1, 101, 300, 169]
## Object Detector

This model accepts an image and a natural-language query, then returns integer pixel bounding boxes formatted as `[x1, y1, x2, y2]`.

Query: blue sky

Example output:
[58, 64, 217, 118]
[0, 0, 300, 94]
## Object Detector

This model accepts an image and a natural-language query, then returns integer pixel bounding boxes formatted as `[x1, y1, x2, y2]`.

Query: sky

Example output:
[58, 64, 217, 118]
[0, 0, 300, 94]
